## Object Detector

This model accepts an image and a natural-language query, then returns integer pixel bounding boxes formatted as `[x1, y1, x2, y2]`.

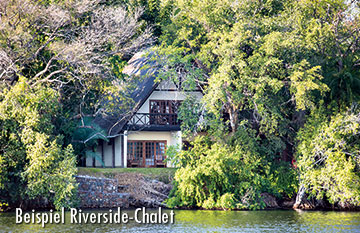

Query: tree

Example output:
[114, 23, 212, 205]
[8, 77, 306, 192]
[0, 0, 155, 209]
[0, 0, 155, 164]
[295, 105, 360, 208]
[166, 133, 298, 210]
[158, 0, 360, 209]
[156, 0, 330, 137]
[0, 78, 77, 210]
[0, 0, 153, 120]
[295, 0, 360, 108]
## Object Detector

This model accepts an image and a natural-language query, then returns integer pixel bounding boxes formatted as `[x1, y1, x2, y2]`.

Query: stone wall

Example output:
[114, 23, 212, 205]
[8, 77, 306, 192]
[76, 176, 130, 208]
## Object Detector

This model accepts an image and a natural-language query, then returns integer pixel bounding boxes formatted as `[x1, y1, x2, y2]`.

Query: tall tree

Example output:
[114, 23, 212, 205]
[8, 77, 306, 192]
[0, 0, 155, 209]
[159, 0, 360, 209]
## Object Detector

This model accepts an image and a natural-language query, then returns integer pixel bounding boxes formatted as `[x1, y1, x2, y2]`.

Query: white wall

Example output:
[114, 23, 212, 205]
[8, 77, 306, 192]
[103, 140, 113, 167]
[134, 80, 203, 116]
[127, 131, 172, 142]
[114, 136, 122, 167]
[85, 154, 92, 167]
[86, 79, 202, 168]
[85, 138, 123, 167]
[126, 130, 181, 167]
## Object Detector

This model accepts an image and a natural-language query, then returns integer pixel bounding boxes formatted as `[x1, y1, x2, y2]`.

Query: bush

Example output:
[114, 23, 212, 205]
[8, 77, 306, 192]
[0, 79, 78, 210]
[296, 106, 360, 207]
[166, 132, 296, 210]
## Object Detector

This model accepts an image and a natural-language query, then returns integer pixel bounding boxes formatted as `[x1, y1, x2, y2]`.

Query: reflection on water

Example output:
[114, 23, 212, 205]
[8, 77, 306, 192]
[1, 209, 360, 232]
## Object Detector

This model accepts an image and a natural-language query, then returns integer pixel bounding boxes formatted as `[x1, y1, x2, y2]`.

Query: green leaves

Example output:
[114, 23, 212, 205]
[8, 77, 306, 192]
[158, 0, 360, 210]
[296, 107, 360, 206]
[289, 60, 329, 110]
[0, 79, 78, 210]
[166, 131, 297, 210]
[23, 140, 78, 210]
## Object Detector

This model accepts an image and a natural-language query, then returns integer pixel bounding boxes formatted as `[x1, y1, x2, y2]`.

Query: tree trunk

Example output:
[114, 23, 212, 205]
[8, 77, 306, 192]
[228, 107, 238, 133]
[293, 183, 307, 209]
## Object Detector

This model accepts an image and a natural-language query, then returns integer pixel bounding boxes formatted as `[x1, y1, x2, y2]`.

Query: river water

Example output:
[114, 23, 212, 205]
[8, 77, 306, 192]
[1, 209, 360, 232]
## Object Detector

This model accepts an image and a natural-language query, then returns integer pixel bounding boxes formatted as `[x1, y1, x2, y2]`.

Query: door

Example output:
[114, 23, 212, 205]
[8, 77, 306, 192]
[127, 140, 167, 167]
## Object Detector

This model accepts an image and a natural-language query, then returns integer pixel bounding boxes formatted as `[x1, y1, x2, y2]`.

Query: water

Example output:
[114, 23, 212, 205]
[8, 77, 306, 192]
[1, 209, 360, 232]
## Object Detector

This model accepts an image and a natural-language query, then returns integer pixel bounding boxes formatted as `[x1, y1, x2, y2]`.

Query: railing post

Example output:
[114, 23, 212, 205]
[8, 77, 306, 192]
[128, 113, 181, 127]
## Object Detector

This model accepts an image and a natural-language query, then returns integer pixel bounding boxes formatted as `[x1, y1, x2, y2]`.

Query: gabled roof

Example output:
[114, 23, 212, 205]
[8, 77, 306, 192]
[93, 51, 160, 137]
[123, 51, 159, 105]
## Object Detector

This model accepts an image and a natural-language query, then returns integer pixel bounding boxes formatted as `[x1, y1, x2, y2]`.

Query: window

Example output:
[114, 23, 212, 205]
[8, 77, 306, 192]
[127, 141, 166, 167]
[150, 100, 181, 114]
[127, 141, 143, 165]
[149, 100, 181, 125]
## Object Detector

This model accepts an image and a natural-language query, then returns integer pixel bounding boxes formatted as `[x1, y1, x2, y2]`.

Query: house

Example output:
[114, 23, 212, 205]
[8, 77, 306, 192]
[85, 51, 203, 168]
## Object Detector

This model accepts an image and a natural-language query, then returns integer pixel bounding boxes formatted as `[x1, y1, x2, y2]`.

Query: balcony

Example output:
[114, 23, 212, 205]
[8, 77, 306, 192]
[126, 113, 181, 131]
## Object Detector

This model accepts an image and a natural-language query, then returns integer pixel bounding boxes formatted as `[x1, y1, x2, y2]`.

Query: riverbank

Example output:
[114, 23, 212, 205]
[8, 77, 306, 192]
[77, 167, 177, 184]
[77, 168, 360, 211]
[76, 168, 290, 210]
[76, 168, 294, 211]
[76, 168, 174, 209]
[1, 209, 360, 232]
[2, 167, 357, 212]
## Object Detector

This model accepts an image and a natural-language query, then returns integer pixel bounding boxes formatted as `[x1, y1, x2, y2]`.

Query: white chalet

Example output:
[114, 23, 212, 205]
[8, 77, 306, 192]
[85, 52, 203, 168]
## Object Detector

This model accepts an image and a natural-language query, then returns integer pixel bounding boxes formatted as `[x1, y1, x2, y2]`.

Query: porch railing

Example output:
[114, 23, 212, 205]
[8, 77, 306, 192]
[127, 113, 180, 126]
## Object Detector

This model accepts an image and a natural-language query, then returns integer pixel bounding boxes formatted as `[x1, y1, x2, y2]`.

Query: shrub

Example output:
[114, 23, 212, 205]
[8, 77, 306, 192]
[296, 107, 360, 206]
[166, 133, 294, 210]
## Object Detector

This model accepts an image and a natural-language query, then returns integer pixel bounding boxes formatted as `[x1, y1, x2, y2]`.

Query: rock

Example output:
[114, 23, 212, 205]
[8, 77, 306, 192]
[75, 175, 130, 208]
[260, 193, 279, 208]
[114, 173, 172, 208]
[280, 197, 295, 209]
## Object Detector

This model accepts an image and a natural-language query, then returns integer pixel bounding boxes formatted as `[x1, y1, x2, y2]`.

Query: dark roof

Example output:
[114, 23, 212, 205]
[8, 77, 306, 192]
[125, 51, 159, 104]
[93, 51, 160, 136]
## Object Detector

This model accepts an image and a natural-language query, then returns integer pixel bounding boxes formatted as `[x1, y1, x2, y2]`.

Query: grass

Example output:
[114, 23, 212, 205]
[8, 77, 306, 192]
[77, 167, 177, 184]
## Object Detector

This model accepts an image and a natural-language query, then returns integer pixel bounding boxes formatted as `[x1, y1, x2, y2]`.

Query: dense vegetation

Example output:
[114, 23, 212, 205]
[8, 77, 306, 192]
[160, 0, 360, 210]
[0, 0, 359, 210]
[0, 0, 154, 210]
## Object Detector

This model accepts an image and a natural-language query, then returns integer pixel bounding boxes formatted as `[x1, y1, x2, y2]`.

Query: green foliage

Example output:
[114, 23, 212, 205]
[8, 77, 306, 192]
[0, 78, 78, 210]
[166, 134, 296, 210]
[72, 117, 108, 145]
[296, 106, 360, 206]
[72, 116, 108, 166]
[156, 0, 335, 137]
[217, 193, 236, 210]
[0, 202, 9, 212]
[268, 161, 298, 198]
[158, 0, 360, 209]
[1, 0, 359, 211]
[164, 144, 181, 167]
[127, 0, 174, 37]
[23, 141, 78, 210]
[177, 96, 211, 136]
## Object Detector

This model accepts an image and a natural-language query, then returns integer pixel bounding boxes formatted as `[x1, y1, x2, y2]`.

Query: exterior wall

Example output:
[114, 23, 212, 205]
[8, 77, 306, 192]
[86, 80, 202, 168]
[126, 130, 182, 167]
[115, 136, 122, 167]
[124, 132, 128, 168]
[85, 137, 123, 168]
[134, 80, 203, 116]
[123, 80, 199, 167]
[85, 154, 92, 167]
[127, 131, 172, 142]
[103, 141, 113, 167]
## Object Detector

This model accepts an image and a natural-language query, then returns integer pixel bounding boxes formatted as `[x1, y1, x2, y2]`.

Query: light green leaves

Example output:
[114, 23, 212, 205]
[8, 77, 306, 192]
[297, 108, 360, 206]
[0, 78, 78, 210]
[289, 60, 329, 110]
